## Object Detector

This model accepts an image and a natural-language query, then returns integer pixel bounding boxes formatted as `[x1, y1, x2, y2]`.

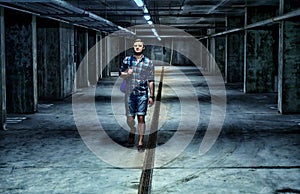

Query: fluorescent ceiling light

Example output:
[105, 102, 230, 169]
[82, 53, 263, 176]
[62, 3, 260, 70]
[143, 6, 149, 13]
[133, 0, 144, 7]
[147, 20, 153, 25]
[143, 14, 151, 20]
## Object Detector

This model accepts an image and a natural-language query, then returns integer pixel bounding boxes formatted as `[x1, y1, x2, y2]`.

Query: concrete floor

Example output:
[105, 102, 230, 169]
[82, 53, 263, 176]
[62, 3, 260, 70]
[1, 66, 299, 194]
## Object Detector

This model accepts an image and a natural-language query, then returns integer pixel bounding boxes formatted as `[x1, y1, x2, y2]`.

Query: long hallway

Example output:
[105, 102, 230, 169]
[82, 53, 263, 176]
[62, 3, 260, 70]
[1, 66, 299, 194]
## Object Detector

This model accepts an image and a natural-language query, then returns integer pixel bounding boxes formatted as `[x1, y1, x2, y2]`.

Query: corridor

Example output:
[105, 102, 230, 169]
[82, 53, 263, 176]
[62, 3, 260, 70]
[1, 66, 299, 193]
[0, 0, 300, 193]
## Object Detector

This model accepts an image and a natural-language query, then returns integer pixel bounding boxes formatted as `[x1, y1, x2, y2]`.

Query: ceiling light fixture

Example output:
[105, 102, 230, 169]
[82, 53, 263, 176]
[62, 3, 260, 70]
[143, 14, 151, 21]
[133, 0, 144, 7]
[132, 0, 160, 40]
[143, 6, 149, 14]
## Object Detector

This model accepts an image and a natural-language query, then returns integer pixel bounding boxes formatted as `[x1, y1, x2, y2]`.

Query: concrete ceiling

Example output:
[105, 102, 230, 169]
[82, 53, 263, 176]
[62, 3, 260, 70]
[0, 0, 283, 38]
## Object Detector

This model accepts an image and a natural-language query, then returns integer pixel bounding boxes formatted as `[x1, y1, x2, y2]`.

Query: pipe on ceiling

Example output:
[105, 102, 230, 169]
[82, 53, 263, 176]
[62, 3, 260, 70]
[200, 8, 300, 40]
[0, 0, 135, 35]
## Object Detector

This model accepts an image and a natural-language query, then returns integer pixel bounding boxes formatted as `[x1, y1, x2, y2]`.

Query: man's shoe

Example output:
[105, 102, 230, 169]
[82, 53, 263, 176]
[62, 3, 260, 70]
[127, 133, 135, 144]
[137, 145, 145, 152]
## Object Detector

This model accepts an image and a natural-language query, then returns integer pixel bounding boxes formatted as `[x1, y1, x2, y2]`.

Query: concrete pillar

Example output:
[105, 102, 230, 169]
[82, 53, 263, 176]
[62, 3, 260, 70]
[118, 36, 126, 69]
[88, 30, 97, 85]
[215, 36, 225, 78]
[215, 22, 226, 78]
[37, 19, 59, 100]
[76, 27, 89, 87]
[0, 7, 6, 129]
[5, 9, 38, 113]
[37, 19, 75, 100]
[97, 33, 103, 80]
[101, 33, 107, 78]
[60, 23, 75, 98]
[207, 29, 216, 73]
[278, 0, 300, 113]
[105, 36, 111, 77]
[32, 16, 38, 111]
[170, 39, 192, 65]
[226, 16, 244, 83]
[209, 37, 216, 73]
[200, 39, 208, 71]
[94, 32, 101, 80]
[244, 6, 278, 93]
[107, 36, 122, 73]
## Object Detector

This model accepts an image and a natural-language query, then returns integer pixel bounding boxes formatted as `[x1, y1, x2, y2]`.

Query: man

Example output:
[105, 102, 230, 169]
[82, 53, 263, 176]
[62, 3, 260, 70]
[120, 39, 155, 152]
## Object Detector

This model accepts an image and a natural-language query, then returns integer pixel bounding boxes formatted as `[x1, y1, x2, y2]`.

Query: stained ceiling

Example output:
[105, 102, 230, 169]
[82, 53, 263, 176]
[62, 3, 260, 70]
[0, 0, 293, 39]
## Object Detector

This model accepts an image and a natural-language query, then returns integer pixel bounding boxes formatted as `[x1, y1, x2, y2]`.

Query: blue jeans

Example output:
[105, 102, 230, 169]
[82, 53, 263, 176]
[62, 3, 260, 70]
[126, 92, 148, 116]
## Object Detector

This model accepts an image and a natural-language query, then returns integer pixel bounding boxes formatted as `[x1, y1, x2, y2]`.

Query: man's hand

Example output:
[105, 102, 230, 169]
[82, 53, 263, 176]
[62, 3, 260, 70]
[120, 69, 132, 79]
[128, 68, 133, 75]
[148, 97, 154, 107]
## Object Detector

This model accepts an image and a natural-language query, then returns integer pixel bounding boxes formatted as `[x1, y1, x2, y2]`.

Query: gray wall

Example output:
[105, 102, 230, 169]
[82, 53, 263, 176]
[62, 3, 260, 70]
[227, 17, 244, 83]
[244, 6, 278, 93]
[37, 19, 75, 100]
[5, 9, 36, 113]
[0, 7, 6, 129]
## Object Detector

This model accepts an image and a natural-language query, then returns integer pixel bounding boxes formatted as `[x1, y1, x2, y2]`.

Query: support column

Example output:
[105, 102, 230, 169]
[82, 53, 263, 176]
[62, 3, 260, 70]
[88, 30, 97, 85]
[0, 7, 6, 129]
[37, 19, 75, 100]
[207, 29, 216, 74]
[95, 32, 101, 81]
[105, 35, 123, 76]
[105, 36, 111, 77]
[97, 32, 103, 80]
[215, 36, 225, 78]
[278, 0, 300, 113]
[200, 39, 208, 71]
[32, 16, 38, 111]
[5, 9, 37, 113]
[215, 22, 226, 78]
[226, 16, 244, 83]
[101, 32, 107, 78]
[76, 28, 89, 87]
[106, 36, 121, 74]
[244, 6, 278, 93]
[60, 23, 75, 98]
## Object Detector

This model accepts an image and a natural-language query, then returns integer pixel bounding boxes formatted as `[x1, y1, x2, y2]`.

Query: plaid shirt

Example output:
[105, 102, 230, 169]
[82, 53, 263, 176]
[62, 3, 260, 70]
[120, 55, 154, 94]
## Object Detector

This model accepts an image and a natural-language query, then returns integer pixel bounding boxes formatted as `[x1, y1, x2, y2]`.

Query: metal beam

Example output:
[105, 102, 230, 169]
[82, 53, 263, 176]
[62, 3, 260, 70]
[43, 13, 90, 17]
[0, 0, 135, 35]
[97, 13, 226, 18]
[0, 0, 51, 2]
[200, 8, 300, 39]
[86, 8, 182, 12]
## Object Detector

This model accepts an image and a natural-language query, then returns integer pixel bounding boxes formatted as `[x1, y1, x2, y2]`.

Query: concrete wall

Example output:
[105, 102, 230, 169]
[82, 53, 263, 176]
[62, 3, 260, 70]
[88, 30, 97, 84]
[215, 37, 226, 78]
[100, 33, 108, 78]
[244, 6, 278, 93]
[60, 23, 75, 98]
[108, 37, 122, 73]
[5, 9, 37, 113]
[37, 19, 75, 100]
[37, 19, 60, 100]
[226, 17, 244, 83]
[0, 7, 6, 129]
[279, 21, 300, 113]
[285, 0, 300, 11]
[76, 27, 89, 87]
[278, 0, 300, 113]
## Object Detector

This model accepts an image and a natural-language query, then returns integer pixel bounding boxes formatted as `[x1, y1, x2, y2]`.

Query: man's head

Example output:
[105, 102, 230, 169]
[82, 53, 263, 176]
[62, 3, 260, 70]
[133, 39, 145, 55]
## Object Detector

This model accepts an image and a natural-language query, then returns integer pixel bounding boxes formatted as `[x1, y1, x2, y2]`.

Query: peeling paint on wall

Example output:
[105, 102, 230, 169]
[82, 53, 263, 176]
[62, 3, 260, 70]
[5, 10, 34, 113]
[282, 21, 300, 112]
